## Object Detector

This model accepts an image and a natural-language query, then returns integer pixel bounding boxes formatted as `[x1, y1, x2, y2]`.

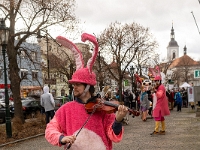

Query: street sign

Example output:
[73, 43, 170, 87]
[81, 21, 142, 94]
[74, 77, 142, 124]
[124, 80, 129, 86]
[194, 70, 200, 78]
[44, 79, 56, 85]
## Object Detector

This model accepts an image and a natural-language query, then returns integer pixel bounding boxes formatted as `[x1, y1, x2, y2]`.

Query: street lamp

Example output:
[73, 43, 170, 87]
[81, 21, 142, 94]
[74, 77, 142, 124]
[37, 30, 50, 88]
[129, 66, 135, 93]
[0, 18, 12, 138]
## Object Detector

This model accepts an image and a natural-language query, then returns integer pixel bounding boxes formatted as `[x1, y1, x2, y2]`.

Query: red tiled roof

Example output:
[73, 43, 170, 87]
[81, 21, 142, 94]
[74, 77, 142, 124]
[109, 61, 118, 68]
[169, 55, 200, 69]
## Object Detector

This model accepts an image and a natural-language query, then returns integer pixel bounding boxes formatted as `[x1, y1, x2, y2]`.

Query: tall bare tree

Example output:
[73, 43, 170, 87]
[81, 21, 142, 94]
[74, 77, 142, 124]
[0, 0, 76, 123]
[135, 47, 158, 76]
[171, 68, 183, 87]
[98, 22, 158, 101]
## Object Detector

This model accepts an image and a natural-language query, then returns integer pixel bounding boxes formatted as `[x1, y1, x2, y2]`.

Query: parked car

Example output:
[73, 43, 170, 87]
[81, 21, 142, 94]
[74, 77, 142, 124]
[0, 107, 14, 123]
[0, 99, 14, 108]
[10, 100, 42, 119]
[21, 97, 37, 101]
[28, 95, 40, 101]
[0, 107, 6, 123]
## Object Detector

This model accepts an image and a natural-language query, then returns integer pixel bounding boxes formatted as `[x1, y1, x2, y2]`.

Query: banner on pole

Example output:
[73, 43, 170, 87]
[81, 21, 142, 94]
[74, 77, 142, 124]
[188, 87, 194, 102]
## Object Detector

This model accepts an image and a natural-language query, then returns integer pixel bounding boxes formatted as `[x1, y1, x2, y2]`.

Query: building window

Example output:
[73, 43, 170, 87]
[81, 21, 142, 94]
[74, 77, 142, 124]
[20, 50, 27, 58]
[61, 89, 65, 96]
[54, 73, 57, 78]
[0, 67, 2, 79]
[8, 69, 10, 79]
[172, 52, 176, 59]
[51, 89, 56, 97]
[21, 69, 28, 79]
[60, 74, 63, 81]
[32, 70, 38, 80]
[31, 52, 37, 61]
[51, 74, 54, 79]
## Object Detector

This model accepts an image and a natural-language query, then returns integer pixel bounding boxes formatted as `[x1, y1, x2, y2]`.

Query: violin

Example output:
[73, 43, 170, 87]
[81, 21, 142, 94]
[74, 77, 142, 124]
[85, 98, 140, 116]
[66, 98, 139, 149]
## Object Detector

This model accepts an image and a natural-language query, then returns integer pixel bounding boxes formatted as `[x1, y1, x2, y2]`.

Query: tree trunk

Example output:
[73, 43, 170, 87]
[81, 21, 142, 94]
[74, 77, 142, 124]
[7, 12, 25, 124]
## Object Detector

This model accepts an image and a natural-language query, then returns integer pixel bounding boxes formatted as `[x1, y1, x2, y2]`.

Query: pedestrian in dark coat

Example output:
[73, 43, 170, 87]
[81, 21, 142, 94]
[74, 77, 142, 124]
[174, 89, 182, 112]
[168, 89, 175, 110]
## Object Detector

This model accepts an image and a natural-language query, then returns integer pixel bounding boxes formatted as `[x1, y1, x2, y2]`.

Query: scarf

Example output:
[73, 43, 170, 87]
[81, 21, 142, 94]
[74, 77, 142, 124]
[140, 92, 147, 101]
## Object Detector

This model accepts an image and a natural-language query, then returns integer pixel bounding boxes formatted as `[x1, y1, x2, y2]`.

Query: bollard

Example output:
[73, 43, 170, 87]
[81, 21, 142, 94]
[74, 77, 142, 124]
[196, 107, 200, 117]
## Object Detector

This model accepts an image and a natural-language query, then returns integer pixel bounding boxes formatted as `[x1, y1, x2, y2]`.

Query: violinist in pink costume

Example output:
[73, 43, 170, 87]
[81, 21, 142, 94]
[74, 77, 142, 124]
[45, 33, 128, 150]
[150, 75, 170, 135]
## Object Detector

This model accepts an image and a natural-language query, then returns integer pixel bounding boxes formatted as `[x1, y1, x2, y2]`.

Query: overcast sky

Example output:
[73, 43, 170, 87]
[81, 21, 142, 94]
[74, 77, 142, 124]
[73, 0, 200, 61]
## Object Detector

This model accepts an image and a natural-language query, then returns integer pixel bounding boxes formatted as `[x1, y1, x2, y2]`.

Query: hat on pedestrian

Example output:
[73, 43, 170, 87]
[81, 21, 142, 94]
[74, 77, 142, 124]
[56, 33, 98, 86]
[154, 75, 161, 81]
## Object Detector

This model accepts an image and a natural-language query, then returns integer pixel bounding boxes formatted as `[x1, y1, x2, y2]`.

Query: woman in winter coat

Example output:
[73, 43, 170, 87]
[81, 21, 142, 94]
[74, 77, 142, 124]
[140, 86, 150, 121]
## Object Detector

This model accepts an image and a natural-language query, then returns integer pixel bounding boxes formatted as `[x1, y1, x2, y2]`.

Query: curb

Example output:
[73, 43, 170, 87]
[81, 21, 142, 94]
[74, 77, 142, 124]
[0, 133, 45, 148]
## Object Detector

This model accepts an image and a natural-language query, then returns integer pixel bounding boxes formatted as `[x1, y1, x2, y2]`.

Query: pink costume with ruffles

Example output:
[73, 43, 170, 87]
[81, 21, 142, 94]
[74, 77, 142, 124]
[45, 101, 124, 150]
[152, 84, 170, 118]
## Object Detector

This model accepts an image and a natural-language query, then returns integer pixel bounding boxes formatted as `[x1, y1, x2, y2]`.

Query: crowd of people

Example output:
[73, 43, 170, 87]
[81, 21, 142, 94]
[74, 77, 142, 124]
[166, 87, 191, 111]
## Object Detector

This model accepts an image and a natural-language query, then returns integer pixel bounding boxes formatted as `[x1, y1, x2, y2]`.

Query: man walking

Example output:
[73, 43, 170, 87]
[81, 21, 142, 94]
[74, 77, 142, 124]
[41, 85, 55, 124]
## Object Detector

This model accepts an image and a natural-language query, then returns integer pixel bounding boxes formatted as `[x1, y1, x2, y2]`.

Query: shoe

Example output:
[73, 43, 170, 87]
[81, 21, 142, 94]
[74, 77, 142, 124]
[143, 118, 147, 121]
[150, 131, 159, 135]
[159, 130, 165, 135]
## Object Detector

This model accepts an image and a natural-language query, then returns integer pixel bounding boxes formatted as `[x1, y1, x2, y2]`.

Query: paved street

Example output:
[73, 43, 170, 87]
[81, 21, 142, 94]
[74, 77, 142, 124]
[1, 107, 200, 150]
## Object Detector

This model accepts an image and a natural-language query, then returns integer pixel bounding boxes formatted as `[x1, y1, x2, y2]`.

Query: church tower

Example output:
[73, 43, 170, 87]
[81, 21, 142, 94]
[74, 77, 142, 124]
[183, 45, 187, 55]
[167, 24, 179, 61]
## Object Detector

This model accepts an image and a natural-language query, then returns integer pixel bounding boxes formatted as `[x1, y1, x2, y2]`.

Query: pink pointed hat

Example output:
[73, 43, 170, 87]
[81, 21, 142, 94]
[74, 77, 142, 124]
[56, 33, 98, 86]
[154, 75, 162, 80]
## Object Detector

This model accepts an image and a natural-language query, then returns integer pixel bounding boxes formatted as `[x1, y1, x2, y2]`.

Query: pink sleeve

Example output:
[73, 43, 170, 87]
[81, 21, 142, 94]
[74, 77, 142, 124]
[45, 116, 63, 147]
[107, 124, 124, 143]
[156, 90, 164, 99]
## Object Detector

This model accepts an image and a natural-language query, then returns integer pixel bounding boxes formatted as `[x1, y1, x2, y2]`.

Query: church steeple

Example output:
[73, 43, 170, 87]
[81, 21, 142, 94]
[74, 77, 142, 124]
[168, 23, 178, 47]
[167, 22, 179, 61]
[183, 45, 187, 55]
[170, 23, 175, 39]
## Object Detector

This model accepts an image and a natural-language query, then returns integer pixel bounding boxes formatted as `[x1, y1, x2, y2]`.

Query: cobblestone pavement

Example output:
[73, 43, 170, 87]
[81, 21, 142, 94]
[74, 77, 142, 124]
[1, 107, 200, 150]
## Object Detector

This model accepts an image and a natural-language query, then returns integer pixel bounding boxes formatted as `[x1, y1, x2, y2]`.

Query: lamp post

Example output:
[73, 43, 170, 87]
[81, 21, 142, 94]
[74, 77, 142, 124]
[129, 66, 135, 93]
[0, 18, 12, 138]
[37, 30, 50, 88]
[129, 65, 137, 110]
